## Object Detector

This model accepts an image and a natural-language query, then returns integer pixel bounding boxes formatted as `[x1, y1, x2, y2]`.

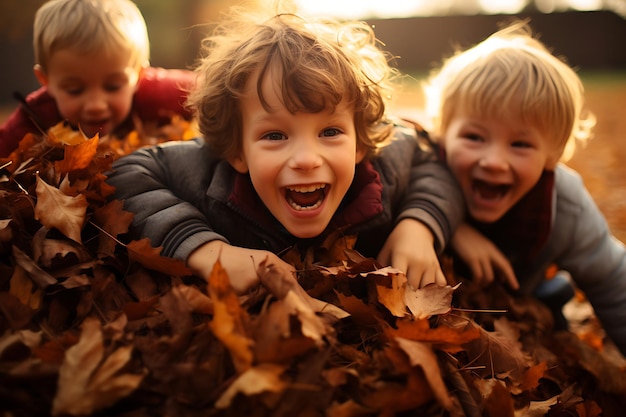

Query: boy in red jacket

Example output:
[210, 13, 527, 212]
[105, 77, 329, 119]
[0, 0, 195, 157]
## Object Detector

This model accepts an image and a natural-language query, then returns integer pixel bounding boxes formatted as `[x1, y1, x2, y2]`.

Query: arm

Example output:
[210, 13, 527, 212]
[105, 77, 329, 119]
[376, 126, 465, 288]
[133, 67, 196, 122]
[0, 88, 61, 157]
[107, 139, 288, 292]
[553, 166, 626, 355]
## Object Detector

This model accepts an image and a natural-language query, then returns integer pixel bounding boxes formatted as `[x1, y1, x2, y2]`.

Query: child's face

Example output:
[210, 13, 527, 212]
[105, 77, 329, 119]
[443, 113, 560, 223]
[36, 48, 141, 139]
[230, 69, 366, 238]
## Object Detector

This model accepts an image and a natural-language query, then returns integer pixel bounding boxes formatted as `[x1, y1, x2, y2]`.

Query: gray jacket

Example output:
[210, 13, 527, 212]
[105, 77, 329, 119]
[520, 164, 626, 354]
[106, 126, 464, 264]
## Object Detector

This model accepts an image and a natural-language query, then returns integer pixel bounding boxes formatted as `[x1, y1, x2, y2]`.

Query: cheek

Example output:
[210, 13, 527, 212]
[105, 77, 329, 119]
[54, 96, 80, 121]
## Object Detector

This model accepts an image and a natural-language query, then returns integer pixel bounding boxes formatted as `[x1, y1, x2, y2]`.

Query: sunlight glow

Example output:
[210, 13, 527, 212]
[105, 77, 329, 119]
[292, 0, 605, 19]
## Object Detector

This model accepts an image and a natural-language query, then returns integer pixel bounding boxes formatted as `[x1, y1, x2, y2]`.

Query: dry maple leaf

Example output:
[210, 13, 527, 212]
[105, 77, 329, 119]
[52, 317, 144, 416]
[395, 337, 454, 411]
[215, 363, 287, 409]
[126, 238, 192, 276]
[207, 259, 254, 373]
[34, 174, 87, 244]
[92, 199, 134, 257]
[54, 135, 99, 175]
[404, 282, 460, 319]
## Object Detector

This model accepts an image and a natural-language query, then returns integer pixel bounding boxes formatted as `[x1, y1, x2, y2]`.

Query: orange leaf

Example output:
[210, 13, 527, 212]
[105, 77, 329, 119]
[47, 121, 89, 146]
[34, 174, 87, 243]
[126, 238, 192, 276]
[208, 259, 253, 373]
[54, 135, 99, 175]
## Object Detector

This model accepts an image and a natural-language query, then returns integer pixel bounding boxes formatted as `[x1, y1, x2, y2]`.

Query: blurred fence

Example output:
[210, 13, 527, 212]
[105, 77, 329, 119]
[0, 9, 624, 107]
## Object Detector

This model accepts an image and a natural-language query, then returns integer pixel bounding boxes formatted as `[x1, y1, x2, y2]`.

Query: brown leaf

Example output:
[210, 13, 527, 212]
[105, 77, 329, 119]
[52, 318, 144, 416]
[12, 245, 57, 288]
[257, 258, 332, 345]
[215, 363, 287, 409]
[395, 337, 454, 411]
[404, 283, 460, 319]
[126, 238, 192, 276]
[92, 199, 134, 257]
[35, 174, 87, 243]
[9, 265, 43, 310]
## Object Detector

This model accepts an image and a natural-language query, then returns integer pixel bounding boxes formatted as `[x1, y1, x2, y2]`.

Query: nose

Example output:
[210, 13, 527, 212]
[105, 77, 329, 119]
[84, 89, 108, 114]
[288, 137, 323, 171]
[479, 143, 509, 171]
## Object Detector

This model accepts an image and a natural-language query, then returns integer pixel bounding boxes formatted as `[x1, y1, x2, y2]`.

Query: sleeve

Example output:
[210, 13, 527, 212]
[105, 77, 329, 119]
[380, 125, 466, 253]
[132, 67, 196, 122]
[555, 167, 626, 355]
[106, 139, 227, 261]
[0, 88, 61, 157]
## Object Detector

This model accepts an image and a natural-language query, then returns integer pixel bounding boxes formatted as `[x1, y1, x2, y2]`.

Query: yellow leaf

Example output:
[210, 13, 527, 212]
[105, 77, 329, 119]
[47, 121, 91, 146]
[34, 175, 87, 243]
[215, 364, 287, 409]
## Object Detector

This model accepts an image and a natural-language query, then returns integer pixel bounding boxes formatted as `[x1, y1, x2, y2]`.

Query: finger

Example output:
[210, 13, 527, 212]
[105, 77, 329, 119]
[376, 246, 391, 267]
[494, 258, 519, 290]
[435, 268, 447, 286]
[479, 257, 495, 286]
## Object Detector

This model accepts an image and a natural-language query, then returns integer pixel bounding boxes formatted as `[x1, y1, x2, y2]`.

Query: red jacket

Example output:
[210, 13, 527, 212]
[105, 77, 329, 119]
[0, 66, 195, 157]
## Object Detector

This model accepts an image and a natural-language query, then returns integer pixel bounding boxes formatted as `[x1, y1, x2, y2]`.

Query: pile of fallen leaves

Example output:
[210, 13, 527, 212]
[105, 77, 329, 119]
[0, 121, 625, 417]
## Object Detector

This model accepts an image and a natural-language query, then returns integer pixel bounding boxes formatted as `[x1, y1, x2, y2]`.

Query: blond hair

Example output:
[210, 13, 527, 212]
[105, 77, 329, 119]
[186, 9, 397, 160]
[423, 21, 595, 161]
[34, 0, 150, 71]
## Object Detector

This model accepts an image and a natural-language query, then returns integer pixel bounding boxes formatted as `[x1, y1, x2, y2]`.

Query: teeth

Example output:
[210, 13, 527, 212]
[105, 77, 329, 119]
[289, 200, 322, 211]
[286, 184, 325, 193]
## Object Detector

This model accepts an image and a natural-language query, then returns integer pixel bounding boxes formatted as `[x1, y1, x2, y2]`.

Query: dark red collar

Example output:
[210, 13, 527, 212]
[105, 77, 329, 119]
[228, 159, 384, 236]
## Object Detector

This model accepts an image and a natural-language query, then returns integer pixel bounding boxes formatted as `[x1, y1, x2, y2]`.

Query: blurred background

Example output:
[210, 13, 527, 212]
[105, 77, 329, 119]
[1, 0, 625, 239]
[0, 0, 624, 105]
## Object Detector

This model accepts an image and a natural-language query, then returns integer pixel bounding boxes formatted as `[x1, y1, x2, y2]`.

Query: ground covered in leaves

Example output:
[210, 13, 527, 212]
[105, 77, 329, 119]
[0, 116, 625, 417]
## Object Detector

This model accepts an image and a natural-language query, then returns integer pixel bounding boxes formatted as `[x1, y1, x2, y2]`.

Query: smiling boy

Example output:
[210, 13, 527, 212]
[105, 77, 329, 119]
[0, 0, 194, 156]
[106, 10, 464, 292]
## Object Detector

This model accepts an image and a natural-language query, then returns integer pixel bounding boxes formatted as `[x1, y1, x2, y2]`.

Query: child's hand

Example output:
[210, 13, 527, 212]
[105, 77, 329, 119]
[377, 218, 447, 289]
[188, 240, 295, 293]
[451, 223, 519, 290]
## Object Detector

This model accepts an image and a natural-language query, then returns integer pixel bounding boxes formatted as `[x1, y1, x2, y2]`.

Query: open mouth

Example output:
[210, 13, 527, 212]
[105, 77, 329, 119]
[285, 184, 327, 211]
[473, 179, 510, 201]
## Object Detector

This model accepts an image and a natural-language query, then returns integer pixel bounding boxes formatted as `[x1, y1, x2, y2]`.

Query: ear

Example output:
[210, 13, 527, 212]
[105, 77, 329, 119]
[227, 153, 249, 173]
[545, 147, 564, 170]
[355, 146, 367, 164]
[134, 65, 146, 91]
[33, 64, 48, 87]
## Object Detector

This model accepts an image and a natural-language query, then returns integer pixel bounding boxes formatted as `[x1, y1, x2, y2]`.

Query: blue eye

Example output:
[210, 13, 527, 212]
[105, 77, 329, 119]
[262, 132, 286, 141]
[321, 128, 341, 137]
